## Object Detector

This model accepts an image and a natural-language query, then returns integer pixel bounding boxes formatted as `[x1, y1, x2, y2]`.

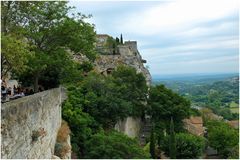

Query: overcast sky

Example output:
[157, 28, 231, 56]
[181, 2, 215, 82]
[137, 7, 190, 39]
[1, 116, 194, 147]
[68, 0, 239, 76]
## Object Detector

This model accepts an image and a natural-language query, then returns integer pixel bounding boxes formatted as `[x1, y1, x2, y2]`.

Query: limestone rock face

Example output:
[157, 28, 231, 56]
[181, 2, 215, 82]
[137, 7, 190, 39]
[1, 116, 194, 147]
[114, 117, 141, 138]
[94, 41, 151, 86]
[1, 87, 66, 159]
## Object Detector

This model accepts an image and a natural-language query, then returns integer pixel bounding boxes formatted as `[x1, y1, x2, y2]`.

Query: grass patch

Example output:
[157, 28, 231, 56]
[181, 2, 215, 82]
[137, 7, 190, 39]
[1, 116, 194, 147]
[230, 102, 238, 108]
[230, 108, 239, 114]
[229, 102, 239, 114]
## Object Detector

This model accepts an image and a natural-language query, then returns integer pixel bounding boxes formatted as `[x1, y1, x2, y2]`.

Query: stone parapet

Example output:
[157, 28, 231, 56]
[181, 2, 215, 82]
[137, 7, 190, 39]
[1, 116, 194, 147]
[1, 87, 66, 159]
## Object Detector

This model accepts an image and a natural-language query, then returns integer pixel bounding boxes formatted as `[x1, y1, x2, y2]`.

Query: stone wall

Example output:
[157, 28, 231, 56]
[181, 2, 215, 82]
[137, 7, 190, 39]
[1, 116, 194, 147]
[1, 87, 66, 159]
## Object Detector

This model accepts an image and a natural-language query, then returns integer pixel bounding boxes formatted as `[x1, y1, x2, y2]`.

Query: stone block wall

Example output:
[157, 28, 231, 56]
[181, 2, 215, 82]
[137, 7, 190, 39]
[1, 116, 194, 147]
[1, 87, 66, 159]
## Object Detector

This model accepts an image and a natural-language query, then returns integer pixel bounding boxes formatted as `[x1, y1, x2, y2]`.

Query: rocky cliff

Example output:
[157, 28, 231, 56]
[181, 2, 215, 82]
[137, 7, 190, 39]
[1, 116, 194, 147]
[94, 40, 151, 86]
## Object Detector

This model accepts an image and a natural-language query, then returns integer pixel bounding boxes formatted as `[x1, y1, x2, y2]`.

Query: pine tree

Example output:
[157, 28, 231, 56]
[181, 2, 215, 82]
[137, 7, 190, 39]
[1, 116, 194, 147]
[150, 127, 156, 159]
[169, 117, 176, 159]
[120, 34, 123, 44]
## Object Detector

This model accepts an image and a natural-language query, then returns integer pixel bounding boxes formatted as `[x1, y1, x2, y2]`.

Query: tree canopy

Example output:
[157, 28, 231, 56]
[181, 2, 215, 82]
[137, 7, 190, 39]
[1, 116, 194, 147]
[162, 133, 206, 159]
[206, 120, 239, 158]
[62, 65, 149, 158]
[148, 84, 191, 132]
[84, 131, 150, 159]
[1, 1, 96, 91]
[111, 65, 148, 117]
[1, 34, 32, 79]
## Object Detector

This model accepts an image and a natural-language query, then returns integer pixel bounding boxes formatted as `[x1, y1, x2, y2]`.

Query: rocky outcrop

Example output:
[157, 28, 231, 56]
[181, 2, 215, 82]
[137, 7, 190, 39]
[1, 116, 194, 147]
[114, 117, 141, 138]
[1, 87, 66, 159]
[94, 41, 151, 86]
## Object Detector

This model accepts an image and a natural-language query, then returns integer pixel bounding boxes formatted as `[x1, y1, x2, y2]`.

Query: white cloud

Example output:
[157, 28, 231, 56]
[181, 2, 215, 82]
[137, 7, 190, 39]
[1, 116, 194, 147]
[178, 21, 238, 37]
[141, 38, 238, 60]
[174, 55, 238, 64]
[149, 55, 238, 75]
[119, 0, 238, 35]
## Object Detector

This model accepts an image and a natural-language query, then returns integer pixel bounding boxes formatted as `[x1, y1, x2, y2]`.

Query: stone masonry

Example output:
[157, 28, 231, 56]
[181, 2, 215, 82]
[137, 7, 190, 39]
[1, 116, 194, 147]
[1, 87, 66, 159]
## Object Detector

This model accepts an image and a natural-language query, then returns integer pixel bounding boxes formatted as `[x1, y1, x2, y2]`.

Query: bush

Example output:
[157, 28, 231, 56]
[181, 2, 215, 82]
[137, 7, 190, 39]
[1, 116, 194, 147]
[84, 131, 150, 159]
[163, 133, 206, 159]
[206, 120, 239, 158]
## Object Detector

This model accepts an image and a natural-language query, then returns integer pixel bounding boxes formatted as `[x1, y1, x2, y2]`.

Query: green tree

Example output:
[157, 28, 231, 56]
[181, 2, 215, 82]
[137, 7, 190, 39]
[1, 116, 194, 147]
[148, 85, 191, 132]
[1, 34, 32, 79]
[169, 117, 176, 159]
[62, 84, 100, 157]
[150, 127, 156, 158]
[2, 1, 96, 91]
[111, 65, 148, 117]
[163, 133, 205, 159]
[84, 131, 150, 159]
[79, 72, 131, 129]
[206, 120, 239, 158]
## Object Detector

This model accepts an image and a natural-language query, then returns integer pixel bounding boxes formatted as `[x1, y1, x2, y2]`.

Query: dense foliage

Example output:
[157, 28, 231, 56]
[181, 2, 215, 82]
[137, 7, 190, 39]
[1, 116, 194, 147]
[76, 72, 130, 129]
[162, 133, 206, 159]
[149, 128, 156, 158]
[206, 120, 239, 158]
[62, 65, 148, 158]
[148, 84, 191, 132]
[1, 34, 32, 78]
[169, 117, 176, 159]
[112, 65, 148, 117]
[1, 1, 96, 91]
[84, 131, 150, 159]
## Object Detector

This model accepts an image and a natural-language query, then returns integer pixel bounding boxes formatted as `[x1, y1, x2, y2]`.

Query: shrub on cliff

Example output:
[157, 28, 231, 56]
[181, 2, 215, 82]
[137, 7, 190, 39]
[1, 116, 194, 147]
[84, 131, 150, 159]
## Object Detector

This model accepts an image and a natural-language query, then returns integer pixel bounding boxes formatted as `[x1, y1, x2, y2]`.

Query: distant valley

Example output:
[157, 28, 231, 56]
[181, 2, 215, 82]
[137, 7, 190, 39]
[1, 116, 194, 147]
[153, 73, 239, 120]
